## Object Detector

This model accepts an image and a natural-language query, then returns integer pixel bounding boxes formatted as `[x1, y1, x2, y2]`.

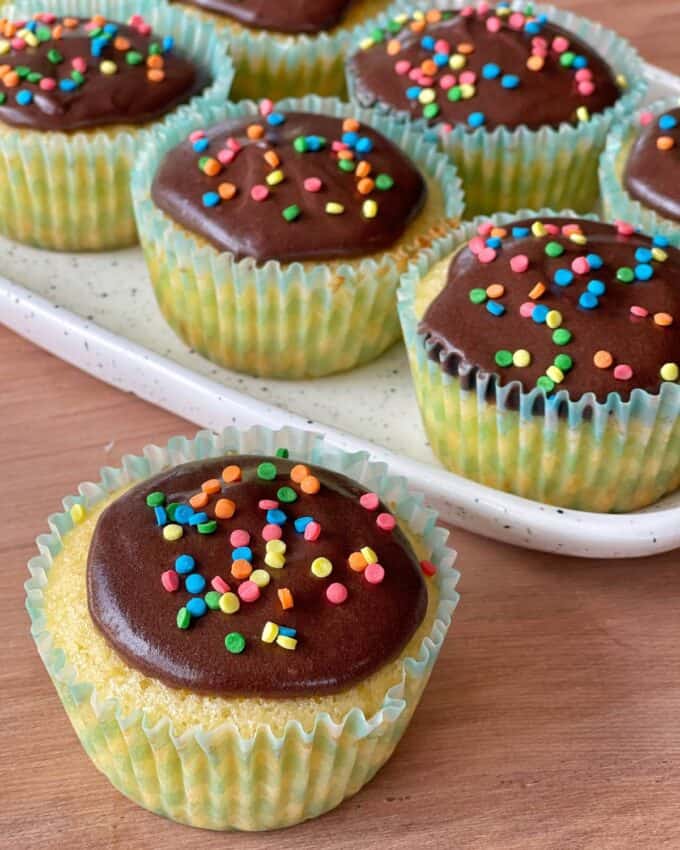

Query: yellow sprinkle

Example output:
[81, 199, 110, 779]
[265, 551, 286, 569]
[163, 524, 183, 541]
[460, 83, 476, 99]
[359, 37, 374, 50]
[418, 88, 436, 104]
[19, 30, 38, 47]
[546, 366, 564, 384]
[449, 53, 466, 70]
[546, 310, 563, 329]
[576, 106, 590, 123]
[569, 233, 587, 245]
[616, 73, 628, 90]
[660, 363, 679, 382]
[266, 539, 287, 555]
[261, 621, 279, 643]
[395, 13, 408, 23]
[362, 200, 378, 219]
[360, 546, 378, 565]
[0, 40, 9, 55]
[652, 247, 668, 262]
[99, 60, 117, 75]
[250, 569, 271, 588]
[70, 504, 86, 525]
[276, 635, 298, 651]
[326, 202, 345, 215]
[512, 349, 531, 368]
[266, 169, 284, 186]
[531, 221, 546, 237]
[219, 592, 240, 614]
[311, 557, 333, 578]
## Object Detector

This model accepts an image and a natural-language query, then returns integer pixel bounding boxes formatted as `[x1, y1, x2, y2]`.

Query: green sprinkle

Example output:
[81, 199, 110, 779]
[225, 632, 246, 654]
[370, 26, 385, 42]
[387, 19, 402, 33]
[166, 502, 180, 521]
[447, 86, 462, 102]
[469, 288, 487, 304]
[545, 241, 564, 258]
[257, 462, 277, 481]
[146, 491, 165, 507]
[126, 50, 143, 65]
[177, 607, 191, 630]
[198, 520, 218, 535]
[282, 204, 301, 222]
[36, 26, 51, 42]
[537, 376, 555, 392]
[559, 51, 575, 68]
[47, 49, 63, 65]
[15, 65, 30, 79]
[0, 93, 6, 105]
[423, 103, 440, 120]
[205, 591, 222, 611]
[276, 448, 289, 458]
[27, 72, 42, 83]
[338, 158, 355, 173]
[554, 353, 573, 372]
[616, 267, 635, 283]
[495, 350, 513, 368]
[88, 27, 102, 38]
[293, 136, 307, 153]
[277, 486, 298, 504]
[71, 70, 85, 85]
[375, 173, 395, 191]
[149, 42, 161, 55]
[552, 328, 572, 345]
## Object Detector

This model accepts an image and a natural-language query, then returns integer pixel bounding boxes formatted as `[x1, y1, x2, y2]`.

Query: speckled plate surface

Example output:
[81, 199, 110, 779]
[2, 63, 680, 559]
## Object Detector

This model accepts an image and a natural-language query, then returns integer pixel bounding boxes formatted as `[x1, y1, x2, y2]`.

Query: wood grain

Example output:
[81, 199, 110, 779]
[2, 4, 679, 847]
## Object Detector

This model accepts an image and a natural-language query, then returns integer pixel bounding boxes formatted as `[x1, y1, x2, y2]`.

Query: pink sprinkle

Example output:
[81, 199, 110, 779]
[544, 224, 560, 236]
[630, 305, 648, 318]
[616, 220, 635, 237]
[226, 137, 241, 152]
[552, 36, 570, 53]
[238, 581, 260, 603]
[508, 12, 525, 29]
[304, 521, 321, 542]
[376, 513, 396, 532]
[434, 39, 451, 54]
[211, 576, 230, 594]
[39, 77, 56, 91]
[420, 560, 438, 578]
[510, 254, 529, 273]
[418, 75, 434, 86]
[562, 223, 581, 235]
[408, 68, 421, 81]
[469, 235, 486, 255]
[459, 70, 477, 85]
[439, 74, 456, 90]
[326, 582, 348, 605]
[532, 37, 548, 50]
[217, 148, 235, 165]
[360, 492, 380, 511]
[486, 16, 501, 32]
[161, 570, 179, 592]
[136, 22, 151, 35]
[575, 68, 593, 82]
[461, 5, 475, 16]
[478, 247, 497, 264]
[251, 185, 269, 202]
[520, 302, 536, 318]
[262, 523, 283, 541]
[532, 46, 548, 58]
[365, 563, 385, 585]
[571, 257, 590, 275]
[395, 60, 412, 75]
[477, 2, 490, 15]
[10, 37, 25, 50]
[304, 177, 322, 193]
[259, 98, 274, 116]
[578, 81, 595, 96]
[71, 56, 87, 73]
[230, 529, 250, 547]
[189, 129, 205, 142]
[259, 499, 279, 510]
[477, 221, 493, 237]
[38, 12, 56, 23]
[614, 364, 633, 381]
[639, 110, 655, 127]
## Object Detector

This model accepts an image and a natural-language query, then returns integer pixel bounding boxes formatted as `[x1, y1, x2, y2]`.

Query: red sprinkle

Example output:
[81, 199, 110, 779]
[420, 560, 438, 577]
[161, 570, 179, 592]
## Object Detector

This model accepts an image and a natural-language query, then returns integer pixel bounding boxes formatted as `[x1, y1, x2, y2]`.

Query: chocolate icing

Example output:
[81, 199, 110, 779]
[624, 107, 680, 223]
[0, 15, 203, 132]
[349, 6, 621, 131]
[419, 217, 680, 402]
[177, 0, 354, 34]
[151, 111, 427, 263]
[87, 456, 428, 697]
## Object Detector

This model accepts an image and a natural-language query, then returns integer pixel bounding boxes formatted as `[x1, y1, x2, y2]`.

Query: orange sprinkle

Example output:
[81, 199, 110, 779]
[246, 123, 265, 140]
[425, 9, 442, 22]
[593, 350, 613, 369]
[529, 282, 546, 300]
[300, 475, 320, 495]
[457, 42, 475, 55]
[420, 59, 437, 76]
[490, 227, 507, 239]
[338, 148, 355, 160]
[201, 479, 221, 495]
[51, 24, 63, 39]
[222, 465, 242, 483]
[486, 284, 505, 299]
[357, 177, 375, 195]
[91, 14, 106, 26]
[527, 55, 544, 71]
[215, 498, 236, 520]
[147, 54, 164, 69]
[264, 150, 280, 168]
[3, 71, 19, 88]
[654, 312, 674, 326]
[231, 559, 252, 581]
[342, 118, 360, 133]
[356, 160, 371, 178]
[348, 552, 368, 572]
[202, 158, 222, 177]
[278, 588, 294, 610]
[410, 19, 425, 32]
[290, 464, 309, 484]
[0, 65, 10, 78]
[218, 182, 237, 200]
[147, 68, 165, 83]
[63, 17, 78, 28]
[114, 36, 130, 51]
[386, 38, 401, 56]
[189, 491, 209, 509]
[657, 136, 675, 151]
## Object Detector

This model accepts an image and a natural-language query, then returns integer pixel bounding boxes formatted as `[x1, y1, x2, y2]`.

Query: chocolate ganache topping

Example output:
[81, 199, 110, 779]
[624, 107, 680, 224]
[176, 0, 355, 34]
[0, 13, 203, 132]
[87, 455, 429, 697]
[419, 217, 680, 402]
[349, 4, 621, 131]
[151, 109, 427, 263]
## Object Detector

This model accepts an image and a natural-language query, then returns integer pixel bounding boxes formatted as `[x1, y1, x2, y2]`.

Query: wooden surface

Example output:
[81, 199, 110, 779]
[2, 4, 680, 848]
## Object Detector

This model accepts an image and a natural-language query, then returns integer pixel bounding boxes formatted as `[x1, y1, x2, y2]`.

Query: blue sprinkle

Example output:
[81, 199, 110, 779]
[468, 111, 486, 128]
[203, 192, 220, 208]
[279, 626, 297, 638]
[525, 20, 541, 34]
[103, 23, 118, 34]
[579, 292, 599, 310]
[59, 79, 78, 92]
[501, 74, 520, 89]
[482, 63, 501, 80]
[174, 505, 194, 524]
[185, 573, 206, 595]
[91, 36, 110, 57]
[266, 509, 288, 526]
[587, 279, 606, 296]
[421, 35, 435, 51]
[586, 253, 603, 269]
[536, 14, 548, 24]
[25, 19, 37, 31]
[341, 131, 358, 147]
[188, 511, 208, 526]
[486, 300, 505, 317]
[653, 235, 669, 248]
[532, 304, 549, 324]
[406, 85, 422, 100]
[154, 506, 168, 526]
[512, 226, 530, 238]
[572, 56, 588, 69]
[305, 135, 324, 151]
[355, 137, 373, 153]
[635, 247, 653, 263]
[294, 516, 313, 533]
[635, 263, 654, 281]
[162, 35, 175, 53]
[232, 546, 253, 562]
[554, 269, 574, 287]
[175, 554, 195, 575]
[434, 52, 449, 67]
[193, 138, 209, 152]
[486, 236, 502, 249]
[186, 597, 207, 618]
[659, 114, 678, 131]
[267, 112, 285, 126]
[16, 90, 33, 106]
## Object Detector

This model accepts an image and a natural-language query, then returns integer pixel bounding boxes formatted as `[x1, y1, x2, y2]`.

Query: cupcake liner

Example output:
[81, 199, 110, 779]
[600, 96, 680, 248]
[26, 426, 460, 831]
[131, 94, 464, 379]
[398, 209, 680, 513]
[346, 0, 648, 218]
[0, 0, 234, 251]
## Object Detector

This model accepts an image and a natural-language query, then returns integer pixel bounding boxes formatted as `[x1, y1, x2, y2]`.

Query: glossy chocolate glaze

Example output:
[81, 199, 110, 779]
[177, 0, 353, 34]
[624, 107, 680, 223]
[0, 15, 203, 132]
[151, 111, 427, 263]
[88, 456, 428, 697]
[419, 218, 680, 402]
[349, 7, 621, 131]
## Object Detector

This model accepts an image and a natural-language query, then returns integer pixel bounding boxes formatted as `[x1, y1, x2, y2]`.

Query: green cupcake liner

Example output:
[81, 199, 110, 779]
[131, 94, 464, 379]
[347, 0, 648, 218]
[600, 96, 680, 248]
[0, 0, 234, 251]
[398, 209, 680, 513]
[26, 426, 460, 831]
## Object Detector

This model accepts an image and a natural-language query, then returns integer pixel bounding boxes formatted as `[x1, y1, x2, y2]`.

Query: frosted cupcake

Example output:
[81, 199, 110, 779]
[399, 212, 680, 512]
[173, 0, 393, 101]
[600, 98, 680, 248]
[132, 96, 463, 378]
[0, 1, 233, 251]
[26, 428, 459, 831]
[347, 1, 646, 216]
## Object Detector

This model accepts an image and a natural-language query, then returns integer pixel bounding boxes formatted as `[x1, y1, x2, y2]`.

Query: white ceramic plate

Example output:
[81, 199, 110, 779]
[2, 62, 679, 559]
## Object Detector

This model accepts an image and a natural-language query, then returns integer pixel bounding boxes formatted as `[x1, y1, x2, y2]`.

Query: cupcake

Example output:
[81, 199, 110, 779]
[0, 1, 233, 251]
[131, 95, 463, 379]
[347, 1, 647, 217]
[398, 212, 680, 513]
[172, 0, 393, 102]
[26, 427, 460, 831]
[600, 97, 680, 248]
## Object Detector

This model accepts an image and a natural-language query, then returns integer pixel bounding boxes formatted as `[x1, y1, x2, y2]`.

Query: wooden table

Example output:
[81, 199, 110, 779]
[2, 4, 679, 848]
